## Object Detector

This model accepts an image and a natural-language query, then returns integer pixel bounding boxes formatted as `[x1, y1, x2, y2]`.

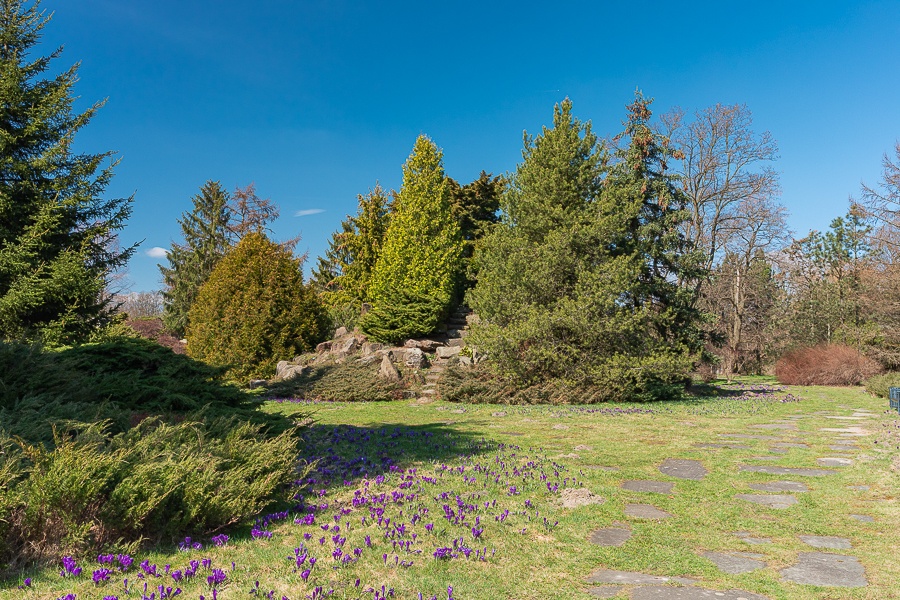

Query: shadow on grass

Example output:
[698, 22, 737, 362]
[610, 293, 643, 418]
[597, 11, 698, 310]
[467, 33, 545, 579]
[296, 422, 491, 491]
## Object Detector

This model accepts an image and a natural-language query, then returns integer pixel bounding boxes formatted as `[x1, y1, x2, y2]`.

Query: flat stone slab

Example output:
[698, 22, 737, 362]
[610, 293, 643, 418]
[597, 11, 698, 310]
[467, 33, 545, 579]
[772, 442, 808, 448]
[850, 514, 874, 522]
[625, 503, 673, 519]
[631, 587, 770, 600]
[622, 480, 675, 494]
[659, 458, 707, 480]
[817, 457, 853, 467]
[799, 535, 852, 549]
[720, 434, 780, 440]
[694, 442, 751, 449]
[780, 552, 867, 587]
[740, 465, 837, 476]
[587, 586, 622, 599]
[736, 493, 798, 509]
[588, 526, 631, 547]
[829, 445, 856, 452]
[820, 427, 870, 434]
[825, 416, 866, 420]
[750, 423, 797, 430]
[733, 531, 772, 545]
[585, 569, 696, 586]
[701, 551, 766, 574]
[497, 431, 524, 436]
[847, 485, 870, 491]
[749, 480, 808, 493]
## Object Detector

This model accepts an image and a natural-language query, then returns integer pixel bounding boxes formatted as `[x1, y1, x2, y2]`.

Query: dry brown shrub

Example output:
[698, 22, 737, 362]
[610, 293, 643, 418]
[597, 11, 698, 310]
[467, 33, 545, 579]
[125, 318, 186, 354]
[775, 344, 882, 386]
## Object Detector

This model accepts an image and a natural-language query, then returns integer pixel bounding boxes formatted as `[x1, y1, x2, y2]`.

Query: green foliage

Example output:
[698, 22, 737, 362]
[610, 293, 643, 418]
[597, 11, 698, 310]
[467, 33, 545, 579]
[0, 337, 261, 444]
[0, 0, 135, 346]
[1, 419, 304, 568]
[268, 361, 407, 402]
[467, 95, 704, 402]
[187, 232, 328, 381]
[447, 172, 502, 291]
[863, 372, 900, 398]
[367, 136, 463, 339]
[159, 181, 233, 336]
[359, 290, 446, 343]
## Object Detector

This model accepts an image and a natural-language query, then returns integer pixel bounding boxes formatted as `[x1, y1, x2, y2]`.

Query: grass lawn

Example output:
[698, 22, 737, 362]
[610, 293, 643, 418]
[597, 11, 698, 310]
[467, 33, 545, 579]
[10, 379, 900, 600]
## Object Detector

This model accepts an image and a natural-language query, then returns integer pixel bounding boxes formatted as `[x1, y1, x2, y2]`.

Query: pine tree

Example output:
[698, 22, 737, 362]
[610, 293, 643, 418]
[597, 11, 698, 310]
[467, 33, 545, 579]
[447, 171, 502, 292]
[159, 181, 232, 336]
[363, 136, 463, 341]
[0, 0, 135, 345]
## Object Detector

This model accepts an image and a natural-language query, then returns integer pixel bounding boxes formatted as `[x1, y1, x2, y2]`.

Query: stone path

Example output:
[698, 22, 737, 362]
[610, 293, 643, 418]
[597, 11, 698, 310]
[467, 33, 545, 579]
[581, 406, 881, 597]
[658, 458, 707, 480]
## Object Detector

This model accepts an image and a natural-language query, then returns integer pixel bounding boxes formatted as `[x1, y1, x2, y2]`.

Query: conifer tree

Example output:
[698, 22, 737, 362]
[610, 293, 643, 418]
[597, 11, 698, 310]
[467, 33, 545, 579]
[0, 0, 135, 345]
[363, 136, 462, 341]
[159, 181, 232, 336]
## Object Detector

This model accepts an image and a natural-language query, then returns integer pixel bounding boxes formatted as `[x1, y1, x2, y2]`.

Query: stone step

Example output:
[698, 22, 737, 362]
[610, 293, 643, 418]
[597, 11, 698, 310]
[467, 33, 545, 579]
[447, 338, 465, 348]
[420, 388, 437, 396]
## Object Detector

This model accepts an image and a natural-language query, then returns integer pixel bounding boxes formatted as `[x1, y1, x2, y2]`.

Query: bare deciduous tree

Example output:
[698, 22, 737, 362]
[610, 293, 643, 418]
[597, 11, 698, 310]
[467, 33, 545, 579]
[661, 104, 780, 294]
[857, 142, 900, 260]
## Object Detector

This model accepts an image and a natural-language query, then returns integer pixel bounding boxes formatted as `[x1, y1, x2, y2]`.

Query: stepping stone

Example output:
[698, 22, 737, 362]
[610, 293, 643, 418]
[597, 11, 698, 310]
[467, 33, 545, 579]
[575, 444, 593, 451]
[588, 526, 631, 547]
[772, 442, 808, 449]
[659, 459, 707, 480]
[631, 587, 770, 600]
[799, 535, 852, 549]
[625, 503, 673, 519]
[847, 485, 870, 491]
[749, 456, 782, 461]
[825, 416, 866, 420]
[780, 552, 867, 587]
[850, 514, 873, 522]
[751, 423, 797, 430]
[820, 427, 870, 435]
[701, 551, 766, 574]
[733, 531, 772, 545]
[817, 457, 853, 467]
[829, 445, 855, 452]
[622, 480, 675, 494]
[749, 481, 808, 493]
[587, 586, 622, 599]
[498, 431, 524, 436]
[584, 569, 696, 585]
[720, 434, 779, 440]
[768, 448, 789, 454]
[736, 493, 798, 509]
[694, 443, 751, 449]
[740, 465, 837, 476]
[552, 424, 570, 430]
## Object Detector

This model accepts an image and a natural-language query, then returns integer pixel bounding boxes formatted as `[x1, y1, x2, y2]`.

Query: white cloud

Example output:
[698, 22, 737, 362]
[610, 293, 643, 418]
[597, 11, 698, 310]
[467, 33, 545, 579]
[146, 246, 168, 258]
[295, 208, 325, 217]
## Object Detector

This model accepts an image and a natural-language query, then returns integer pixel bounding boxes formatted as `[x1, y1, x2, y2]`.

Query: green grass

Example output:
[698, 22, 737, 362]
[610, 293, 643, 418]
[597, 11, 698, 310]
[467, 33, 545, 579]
[8, 378, 900, 600]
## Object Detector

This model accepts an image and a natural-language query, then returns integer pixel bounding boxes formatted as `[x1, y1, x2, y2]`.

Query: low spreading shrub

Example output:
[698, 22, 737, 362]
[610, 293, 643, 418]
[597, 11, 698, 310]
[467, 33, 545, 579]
[268, 360, 407, 402]
[0, 419, 305, 570]
[438, 363, 686, 404]
[864, 372, 900, 398]
[775, 344, 882, 386]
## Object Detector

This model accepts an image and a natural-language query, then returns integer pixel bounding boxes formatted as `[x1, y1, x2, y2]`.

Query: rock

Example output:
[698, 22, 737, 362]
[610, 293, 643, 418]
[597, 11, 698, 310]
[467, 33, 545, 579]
[378, 355, 401, 381]
[658, 458, 707, 481]
[248, 379, 267, 389]
[361, 342, 383, 356]
[631, 587, 770, 600]
[459, 355, 473, 366]
[584, 569, 695, 586]
[799, 535, 852, 549]
[336, 336, 359, 354]
[334, 326, 348, 338]
[558, 488, 604, 508]
[735, 493, 798, 509]
[356, 355, 379, 365]
[588, 525, 631, 547]
[701, 551, 766, 574]
[739, 465, 836, 477]
[448, 338, 465, 348]
[315, 341, 332, 353]
[276, 361, 306, 380]
[780, 552, 867, 587]
[404, 339, 441, 351]
[275, 360, 292, 378]
[436, 345, 462, 359]
[624, 504, 672, 519]
[622, 480, 675, 494]
[404, 347, 428, 369]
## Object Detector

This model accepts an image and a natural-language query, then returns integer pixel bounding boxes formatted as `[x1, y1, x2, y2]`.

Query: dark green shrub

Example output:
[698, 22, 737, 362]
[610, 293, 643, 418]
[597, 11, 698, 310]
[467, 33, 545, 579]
[187, 233, 328, 381]
[359, 290, 446, 343]
[864, 372, 900, 398]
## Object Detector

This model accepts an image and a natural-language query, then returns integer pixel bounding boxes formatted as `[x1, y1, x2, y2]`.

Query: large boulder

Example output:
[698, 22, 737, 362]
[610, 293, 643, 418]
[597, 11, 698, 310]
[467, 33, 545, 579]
[315, 341, 333, 353]
[276, 360, 306, 380]
[404, 348, 428, 369]
[361, 341, 384, 356]
[436, 345, 461, 359]
[378, 355, 401, 381]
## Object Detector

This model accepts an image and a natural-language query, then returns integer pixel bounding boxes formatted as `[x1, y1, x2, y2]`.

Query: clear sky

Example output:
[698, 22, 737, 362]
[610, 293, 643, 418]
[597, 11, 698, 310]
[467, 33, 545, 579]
[36, 0, 900, 292]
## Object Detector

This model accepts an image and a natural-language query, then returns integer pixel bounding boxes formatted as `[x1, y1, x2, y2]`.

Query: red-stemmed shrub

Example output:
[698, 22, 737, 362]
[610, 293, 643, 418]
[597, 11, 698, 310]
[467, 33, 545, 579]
[775, 344, 881, 386]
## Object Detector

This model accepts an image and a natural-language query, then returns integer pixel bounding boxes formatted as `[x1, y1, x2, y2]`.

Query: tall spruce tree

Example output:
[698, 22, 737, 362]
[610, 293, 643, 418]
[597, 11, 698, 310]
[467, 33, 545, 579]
[0, 0, 135, 345]
[468, 95, 703, 401]
[159, 181, 232, 336]
[362, 136, 463, 341]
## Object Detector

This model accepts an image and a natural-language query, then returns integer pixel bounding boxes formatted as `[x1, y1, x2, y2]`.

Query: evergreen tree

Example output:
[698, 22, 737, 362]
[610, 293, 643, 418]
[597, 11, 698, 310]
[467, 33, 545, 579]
[447, 171, 502, 292]
[187, 232, 327, 380]
[468, 95, 704, 401]
[363, 136, 462, 341]
[0, 0, 136, 345]
[159, 181, 232, 336]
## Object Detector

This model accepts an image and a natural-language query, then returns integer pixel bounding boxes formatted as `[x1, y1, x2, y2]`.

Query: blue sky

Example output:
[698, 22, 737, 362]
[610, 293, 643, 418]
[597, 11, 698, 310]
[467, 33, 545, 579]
[38, 0, 900, 292]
